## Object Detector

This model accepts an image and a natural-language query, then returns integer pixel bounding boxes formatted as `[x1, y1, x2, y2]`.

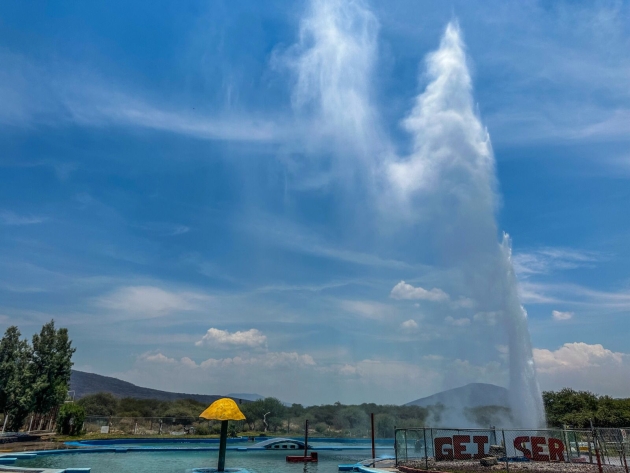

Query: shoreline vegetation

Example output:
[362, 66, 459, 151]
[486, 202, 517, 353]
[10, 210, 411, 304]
[2, 323, 629, 444]
[59, 388, 630, 440]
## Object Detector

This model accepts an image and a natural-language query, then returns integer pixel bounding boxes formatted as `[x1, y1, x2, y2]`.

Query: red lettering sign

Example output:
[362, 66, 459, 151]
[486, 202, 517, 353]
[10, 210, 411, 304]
[472, 436, 489, 459]
[513, 436, 565, 462]
[548, 438, 565, 462]
[453, 435, 471, 460]
[514, 436, 532, 459]
[531, 437, 549, 461]
[434, 435, 565, 463]
[434, 437, 453, 461]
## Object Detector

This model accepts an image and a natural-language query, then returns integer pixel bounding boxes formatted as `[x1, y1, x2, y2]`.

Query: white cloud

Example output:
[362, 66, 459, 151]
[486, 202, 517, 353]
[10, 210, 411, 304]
[140, 353, 177, 364]
[400, 319, 418, 330]
[534, 343, 623, 373]
[552, 310, 573, 321]
[390, 281, 449, 301]
[445, 316, 470, 327]
[0, 211, 46, 226]
[97, 285, 210, 318]
[121, 350, 510, 405]
[533, 343, 630, 397]
[340, 300, 390, 319]
[195, 328, 267, 348]
[142, 351, 316, 370]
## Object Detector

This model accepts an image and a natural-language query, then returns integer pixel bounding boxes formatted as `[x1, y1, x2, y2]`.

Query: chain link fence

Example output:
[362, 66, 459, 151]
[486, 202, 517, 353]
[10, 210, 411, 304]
[395, 427, 630, 472]
[82, 416, 237, 436]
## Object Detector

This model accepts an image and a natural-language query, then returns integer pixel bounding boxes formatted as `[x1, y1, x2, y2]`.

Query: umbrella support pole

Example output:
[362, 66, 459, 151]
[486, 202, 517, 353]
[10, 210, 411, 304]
[218, 420, 228, 472]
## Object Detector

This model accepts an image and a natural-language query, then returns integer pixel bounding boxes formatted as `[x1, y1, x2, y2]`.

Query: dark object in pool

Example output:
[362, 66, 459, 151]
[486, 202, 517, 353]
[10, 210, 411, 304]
[286, 452, 318, 463]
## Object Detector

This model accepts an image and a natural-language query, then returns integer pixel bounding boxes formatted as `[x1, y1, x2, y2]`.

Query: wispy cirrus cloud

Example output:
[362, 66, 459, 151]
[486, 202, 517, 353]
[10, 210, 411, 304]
[0, 210, 47, 226]
[513, 247, 604, 277]
[519, 280, 630, 311]
[62, 86, 279, 142]
[0, 50, 279, 142]
[339, 300, 390, 320]
[97, 285, 211, 318]
[244, 215, 411, 269]
[134, 222, 190, 237]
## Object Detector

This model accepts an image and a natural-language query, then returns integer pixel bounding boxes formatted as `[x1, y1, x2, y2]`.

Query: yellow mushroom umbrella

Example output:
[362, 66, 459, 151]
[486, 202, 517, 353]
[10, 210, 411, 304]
[199, 398, 246, 472]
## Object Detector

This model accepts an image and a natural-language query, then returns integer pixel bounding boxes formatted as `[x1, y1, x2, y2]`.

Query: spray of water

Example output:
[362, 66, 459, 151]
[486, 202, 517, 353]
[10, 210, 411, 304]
[290, 0, 545, 427]
[389, 22, 546, 427]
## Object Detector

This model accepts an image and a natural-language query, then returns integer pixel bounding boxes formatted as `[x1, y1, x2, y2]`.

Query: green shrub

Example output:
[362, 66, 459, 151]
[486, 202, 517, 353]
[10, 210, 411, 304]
[57, 403, 86, 436]
[195, 425, 210, 435]
[314, 422, 328, 434]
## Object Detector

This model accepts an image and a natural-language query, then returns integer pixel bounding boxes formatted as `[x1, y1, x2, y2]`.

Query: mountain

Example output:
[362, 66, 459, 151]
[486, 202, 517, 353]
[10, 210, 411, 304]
[226, 393, 266, 402]
[405, 383, 509, 409]
[70, 370, 247, 404]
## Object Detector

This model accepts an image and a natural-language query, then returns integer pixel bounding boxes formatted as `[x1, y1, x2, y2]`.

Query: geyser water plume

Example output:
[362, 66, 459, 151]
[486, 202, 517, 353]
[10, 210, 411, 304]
[389, 22, 546, 427]
[288, 0, 380, 159]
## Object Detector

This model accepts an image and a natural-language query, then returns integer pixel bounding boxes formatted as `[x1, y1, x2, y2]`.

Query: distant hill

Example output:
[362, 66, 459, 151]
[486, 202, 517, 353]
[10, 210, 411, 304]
[70, 370, 248, 404]
[226, 392, 266, 402]
[405, 383, 509, 409]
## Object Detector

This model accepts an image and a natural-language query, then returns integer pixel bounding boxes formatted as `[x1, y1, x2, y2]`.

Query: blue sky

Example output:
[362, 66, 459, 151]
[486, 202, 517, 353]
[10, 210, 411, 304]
[1, 0, 629, 406]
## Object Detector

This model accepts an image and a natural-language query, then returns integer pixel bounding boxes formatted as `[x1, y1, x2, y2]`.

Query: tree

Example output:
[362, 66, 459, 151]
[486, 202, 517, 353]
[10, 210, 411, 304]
[260, 397, 287, 432]
[334, 406, 368, 431]
[375, 413, 395, 438]
[240, 400, 264, 431]
[30, 320, 75, 417]
[288, 403, 305, 418]
[77, 393, 119, 416]
[239, 398, 286, 432]
[57, 403, 86, 436]
[0, 326, 34, 431]
[543, 389, 599, 427]
[542, 389, 630, 428]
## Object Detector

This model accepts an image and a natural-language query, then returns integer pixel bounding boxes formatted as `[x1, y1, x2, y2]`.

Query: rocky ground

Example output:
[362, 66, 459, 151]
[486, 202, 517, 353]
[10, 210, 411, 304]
[399, 459, 626, 472]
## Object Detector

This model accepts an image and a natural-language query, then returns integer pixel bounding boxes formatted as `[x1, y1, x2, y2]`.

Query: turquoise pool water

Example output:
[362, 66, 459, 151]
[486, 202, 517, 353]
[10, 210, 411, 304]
[16, 449, 380, 473]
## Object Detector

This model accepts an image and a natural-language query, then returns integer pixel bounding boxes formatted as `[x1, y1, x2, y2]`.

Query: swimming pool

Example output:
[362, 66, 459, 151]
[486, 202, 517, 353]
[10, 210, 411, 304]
[12, 449, 386, 473]
[7, 438, 395, 473]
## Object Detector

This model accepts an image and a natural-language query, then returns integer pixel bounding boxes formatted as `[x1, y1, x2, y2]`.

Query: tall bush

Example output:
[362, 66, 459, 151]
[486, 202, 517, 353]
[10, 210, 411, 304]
[57, 403, 86, 436]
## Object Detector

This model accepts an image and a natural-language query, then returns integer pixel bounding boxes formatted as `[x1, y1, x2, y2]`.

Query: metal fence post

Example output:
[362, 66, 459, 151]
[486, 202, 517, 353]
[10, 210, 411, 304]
[593, 428, 603, 473]
[423, 428, 428, 470]
[394, 426, 398, 466]
[501, 429, 509, 473]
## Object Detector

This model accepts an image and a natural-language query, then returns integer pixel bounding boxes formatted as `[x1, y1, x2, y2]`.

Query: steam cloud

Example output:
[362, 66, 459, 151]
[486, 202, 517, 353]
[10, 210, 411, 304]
[291, 1, 545, 427]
